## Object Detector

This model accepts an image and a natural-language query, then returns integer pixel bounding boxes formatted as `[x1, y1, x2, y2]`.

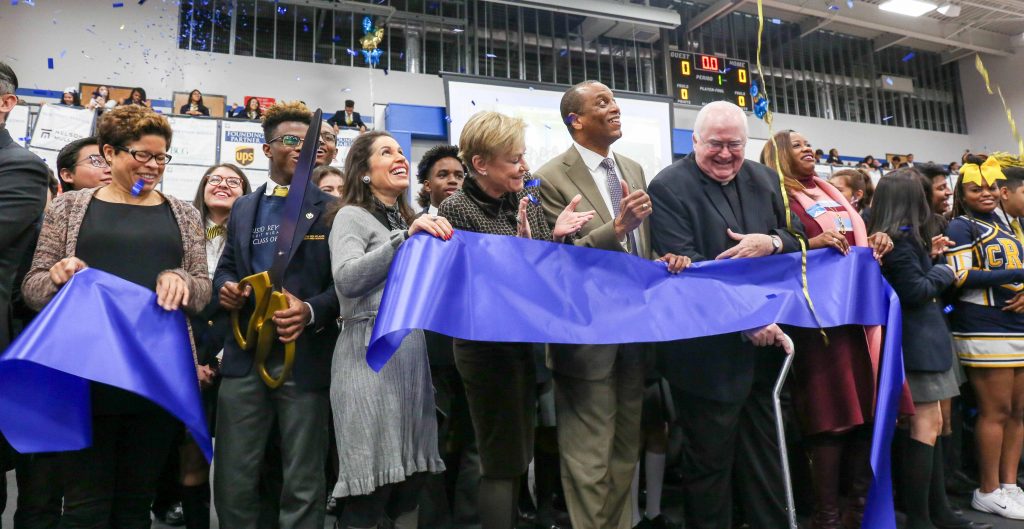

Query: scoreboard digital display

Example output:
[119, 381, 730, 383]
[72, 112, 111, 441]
[670, 51, 751, 111]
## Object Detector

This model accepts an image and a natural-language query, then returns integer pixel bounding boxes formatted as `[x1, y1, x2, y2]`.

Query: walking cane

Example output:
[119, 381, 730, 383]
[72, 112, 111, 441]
[774, 335, 798, 529]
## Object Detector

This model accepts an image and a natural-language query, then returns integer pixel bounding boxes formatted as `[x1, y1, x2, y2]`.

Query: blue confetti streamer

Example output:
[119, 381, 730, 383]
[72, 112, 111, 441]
[46, 58, 53, 69]
[901, 52, 915, 62]
[484, 53, 497, 59]
[10, 1, 18, 6]
[113, 1, 123, 7]
[130, 179, 145, 196]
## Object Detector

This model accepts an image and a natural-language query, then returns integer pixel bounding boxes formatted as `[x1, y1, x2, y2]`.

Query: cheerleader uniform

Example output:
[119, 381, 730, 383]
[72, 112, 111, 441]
[945, 212, 1024, 368]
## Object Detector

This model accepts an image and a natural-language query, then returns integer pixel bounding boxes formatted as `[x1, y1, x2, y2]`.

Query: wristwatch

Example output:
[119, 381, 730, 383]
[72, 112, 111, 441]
[770, 235, 782, 254]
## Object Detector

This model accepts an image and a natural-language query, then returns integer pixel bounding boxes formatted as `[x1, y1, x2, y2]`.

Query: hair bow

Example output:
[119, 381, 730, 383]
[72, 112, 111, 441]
[959, 156, 1006, 187]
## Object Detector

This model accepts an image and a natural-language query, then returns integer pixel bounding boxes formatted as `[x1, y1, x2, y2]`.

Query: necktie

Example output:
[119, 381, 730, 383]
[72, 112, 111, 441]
[600, 157, 636, 254]
[206, 225, 226, 241]
[346, 113, 353, 125]
[1012, 218, 1024, 241]
[272, 185, 289, 197]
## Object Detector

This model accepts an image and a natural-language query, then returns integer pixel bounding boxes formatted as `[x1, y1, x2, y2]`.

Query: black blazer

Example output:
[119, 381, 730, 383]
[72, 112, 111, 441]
[190, 289, 229, 367]
[880, 235, 955, 372]
[213, 182, 340, 390]
[179, 103, 210, 116]
[326, 110, 365, 129]
[648, 154, 804, 402]
[0, 127, 48, 350]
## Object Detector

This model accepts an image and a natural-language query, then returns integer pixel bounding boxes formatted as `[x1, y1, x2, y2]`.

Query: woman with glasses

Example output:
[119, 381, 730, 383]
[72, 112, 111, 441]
[316, 122, 339, 167]
[176, 164, 251, 529]
[21, 105, 211, 529]
[761, 130, 897, 529]
[437, 111, 593, 529]
[180, 89, 210, 117]
[56, 136, 112, 191]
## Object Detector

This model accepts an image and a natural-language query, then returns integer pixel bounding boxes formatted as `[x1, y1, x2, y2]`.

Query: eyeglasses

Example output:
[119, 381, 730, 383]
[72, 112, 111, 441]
[76, 154, 109, 168]
[703, 140, 746, 153]
[267, 134, 325, 148]
[113, 146, 172, 165]
[320, 132, 337, 144]
[207, 175, 243, 189]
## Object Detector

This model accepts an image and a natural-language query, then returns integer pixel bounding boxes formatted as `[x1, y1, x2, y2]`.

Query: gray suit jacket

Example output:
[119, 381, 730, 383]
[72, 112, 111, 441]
[535, 145, 652, 380]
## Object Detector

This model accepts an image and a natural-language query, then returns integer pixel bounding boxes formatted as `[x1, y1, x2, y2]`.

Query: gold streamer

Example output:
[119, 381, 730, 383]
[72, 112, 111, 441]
[975, 55, 1024, 157]
[755, 0, 829, 345]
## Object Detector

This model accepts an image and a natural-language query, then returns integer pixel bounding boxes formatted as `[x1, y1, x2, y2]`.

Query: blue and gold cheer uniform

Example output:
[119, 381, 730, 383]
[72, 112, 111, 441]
[945, 212, 1024, 368]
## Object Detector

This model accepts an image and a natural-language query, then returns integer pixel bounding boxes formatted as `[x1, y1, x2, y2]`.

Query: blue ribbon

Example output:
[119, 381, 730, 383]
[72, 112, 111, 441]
[0, 268, 212, 461]
[368, 231, 903, 528]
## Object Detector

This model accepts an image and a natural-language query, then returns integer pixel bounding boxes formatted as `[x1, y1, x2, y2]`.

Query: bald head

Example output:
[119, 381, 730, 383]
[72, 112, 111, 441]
[693, 101, 748, 143]
[692, 101, 749, 183]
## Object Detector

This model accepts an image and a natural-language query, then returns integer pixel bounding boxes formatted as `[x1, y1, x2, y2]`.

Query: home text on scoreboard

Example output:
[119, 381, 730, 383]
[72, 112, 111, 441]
[669, 51, 752, 111]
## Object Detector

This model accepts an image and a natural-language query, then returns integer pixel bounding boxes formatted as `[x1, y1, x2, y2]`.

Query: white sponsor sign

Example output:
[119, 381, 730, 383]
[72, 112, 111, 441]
[160, 164, 207, 202]
[334, 128, 359, 170]
[28, 147, 58, 175]
[8, 105, 30, 147]
[245, 169, 270, 191]
[30, 104, 94, 151]
[220, 120, 268, 171]
[166, 116, 218, 166]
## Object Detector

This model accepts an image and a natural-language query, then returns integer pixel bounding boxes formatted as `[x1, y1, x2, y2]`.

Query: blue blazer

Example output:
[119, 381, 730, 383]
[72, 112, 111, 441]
[213, 182, 340, 390]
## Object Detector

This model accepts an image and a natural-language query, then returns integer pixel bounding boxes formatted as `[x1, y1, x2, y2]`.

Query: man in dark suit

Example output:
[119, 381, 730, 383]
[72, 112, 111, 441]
[213, 101, 340, 529]
[648, 101, 801, 529]
[536, 80, 688, 529]
[0, 60, 49, 527]
[326, 99, 366, 132]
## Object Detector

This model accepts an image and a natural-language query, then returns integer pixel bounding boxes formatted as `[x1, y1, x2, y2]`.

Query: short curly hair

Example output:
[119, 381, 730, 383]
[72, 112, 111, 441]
[261, 100, 312, 139]
[96, 105, 173, 154]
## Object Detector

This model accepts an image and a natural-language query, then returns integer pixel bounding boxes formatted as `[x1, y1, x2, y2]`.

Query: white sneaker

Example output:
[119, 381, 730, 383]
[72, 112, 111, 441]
[972, 488, 1024, 520]
[1003, 485, 1024, 508]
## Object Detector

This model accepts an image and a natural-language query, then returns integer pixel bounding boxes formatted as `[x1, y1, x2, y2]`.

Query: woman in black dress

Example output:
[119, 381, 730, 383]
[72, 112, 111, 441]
[22, 105, 210, 529]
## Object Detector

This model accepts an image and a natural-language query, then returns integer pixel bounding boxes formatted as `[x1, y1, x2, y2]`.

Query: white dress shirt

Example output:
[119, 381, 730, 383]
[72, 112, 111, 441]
[573, 142, 620, 218]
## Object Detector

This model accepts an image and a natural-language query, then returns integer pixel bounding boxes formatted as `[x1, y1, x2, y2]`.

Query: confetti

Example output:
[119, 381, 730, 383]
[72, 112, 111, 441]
[59, 49, 66, 58]
[882, 115, 893, 121]
[10, 1, 17, 5]
[847, 0, 854, 7]
[484, 53, 497, 59]
[901, 52, 915, 62]
[559, 49, 568, 57]
[139, 0, 146, 3]
[471, 100, 476, 106]
[113, 1, 123, 7]
[452, 28, 464, 33]
[47, 57, 53, 69]
[771, 18, 781, 24]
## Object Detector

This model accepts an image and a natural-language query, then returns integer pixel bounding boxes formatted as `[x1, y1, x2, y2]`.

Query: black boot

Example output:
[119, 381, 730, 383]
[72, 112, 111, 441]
[181, 482, 211, 529]
[931, 438, 991, 529]
[842, 427, 873, 529]
[807, 434, 844, 529]
[902, 439, 938, 529]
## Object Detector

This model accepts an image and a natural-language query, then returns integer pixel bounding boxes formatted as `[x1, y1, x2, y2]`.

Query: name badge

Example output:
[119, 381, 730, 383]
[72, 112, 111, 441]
[806, 203, 827, 218]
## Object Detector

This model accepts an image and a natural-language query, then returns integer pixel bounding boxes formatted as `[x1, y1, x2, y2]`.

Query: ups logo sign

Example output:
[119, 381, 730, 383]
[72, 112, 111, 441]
[235, 146, 255, 166]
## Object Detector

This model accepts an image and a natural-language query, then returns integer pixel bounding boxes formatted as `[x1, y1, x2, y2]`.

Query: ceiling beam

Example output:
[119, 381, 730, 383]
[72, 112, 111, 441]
[940, 49, 976, 65]
[874, 34, 909, 52]
[749, 0, 1014, 56]
[686, 0, 745, 33]
[800, 17, 834, 38]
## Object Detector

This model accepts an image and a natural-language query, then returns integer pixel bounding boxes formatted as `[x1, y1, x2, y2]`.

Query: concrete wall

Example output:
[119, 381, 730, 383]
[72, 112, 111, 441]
[958, 51, 1024, 155]
[0, 0, 992, 165]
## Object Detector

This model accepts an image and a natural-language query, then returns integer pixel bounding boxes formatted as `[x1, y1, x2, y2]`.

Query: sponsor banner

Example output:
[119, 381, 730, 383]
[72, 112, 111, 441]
[30, 104, 94, 151]
[335, 128, 359, 169]
[220, 120, 269, 171]
[166, 117, 218, 166]
[244, 169, 270, 191]
[8, 105, 30, 147]
[160, 164, 207, 202]
[29, 147, 58, 176]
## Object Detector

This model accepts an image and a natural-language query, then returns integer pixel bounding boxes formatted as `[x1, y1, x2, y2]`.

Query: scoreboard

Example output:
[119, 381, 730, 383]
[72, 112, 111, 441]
[670, 51, 751, 111]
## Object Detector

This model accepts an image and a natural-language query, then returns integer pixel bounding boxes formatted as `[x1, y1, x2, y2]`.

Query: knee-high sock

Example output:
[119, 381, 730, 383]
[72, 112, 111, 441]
[181, 482, 211, 529]
[902, 439, 937, 529]
[630, 462, 642, 526]
[644, 451, 666, 519]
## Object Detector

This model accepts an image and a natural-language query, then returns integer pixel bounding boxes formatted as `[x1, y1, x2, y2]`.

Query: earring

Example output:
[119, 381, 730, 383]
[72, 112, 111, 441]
[480, 171, 487, 177]
[361, 175, 371, 184]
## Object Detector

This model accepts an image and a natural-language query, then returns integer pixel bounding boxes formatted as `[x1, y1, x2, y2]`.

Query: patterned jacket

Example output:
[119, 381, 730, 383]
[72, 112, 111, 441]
[21, 187, 211, 314]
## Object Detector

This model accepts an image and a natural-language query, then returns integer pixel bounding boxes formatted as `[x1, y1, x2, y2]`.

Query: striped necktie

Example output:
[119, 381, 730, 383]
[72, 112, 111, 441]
[206, 225, 227, 241]
[1012, 218, 1024, 241]
[600, 157, 636, 254]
